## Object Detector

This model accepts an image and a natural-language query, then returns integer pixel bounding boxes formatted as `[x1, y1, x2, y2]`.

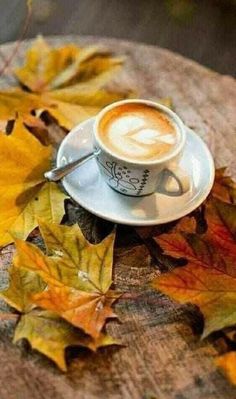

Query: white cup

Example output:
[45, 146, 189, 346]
[93, 99, 190, 197]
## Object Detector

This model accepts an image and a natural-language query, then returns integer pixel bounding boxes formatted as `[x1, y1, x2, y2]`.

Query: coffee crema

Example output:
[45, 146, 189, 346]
[98, 103, 178, 162]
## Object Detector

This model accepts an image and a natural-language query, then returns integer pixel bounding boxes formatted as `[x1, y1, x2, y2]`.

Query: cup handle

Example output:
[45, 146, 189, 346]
[157, 165, 190, 196]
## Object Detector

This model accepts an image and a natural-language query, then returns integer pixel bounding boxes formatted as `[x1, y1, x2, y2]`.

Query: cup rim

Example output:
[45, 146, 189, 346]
[94, 99, 186, 166]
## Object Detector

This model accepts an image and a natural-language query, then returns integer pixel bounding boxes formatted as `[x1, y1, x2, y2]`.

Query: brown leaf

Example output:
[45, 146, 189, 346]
[211, 167, 236, 204]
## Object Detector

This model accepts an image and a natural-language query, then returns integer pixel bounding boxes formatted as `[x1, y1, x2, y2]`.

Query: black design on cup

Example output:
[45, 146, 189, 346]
[97, 158, 141, 193]
[137, 169, 150, 195]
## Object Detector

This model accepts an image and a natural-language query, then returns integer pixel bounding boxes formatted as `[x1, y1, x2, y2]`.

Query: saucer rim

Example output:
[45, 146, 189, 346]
[57, 118, 215, 226]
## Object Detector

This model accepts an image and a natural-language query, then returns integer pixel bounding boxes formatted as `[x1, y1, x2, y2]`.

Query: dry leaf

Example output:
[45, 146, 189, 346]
[0, 88, 48, 128]
[14, 220, 120, 338]
[0, 120, 67, 247]
[211, 167, 236, 204]
[0, 265, 45, 312]
[0, 222, 119, 370]
[216, 352, 236, 385]
[14, 36, 134, 130]
[14, 309, 117, 371]
[15, 37, 123, 93]
[152, 197, 236, 338]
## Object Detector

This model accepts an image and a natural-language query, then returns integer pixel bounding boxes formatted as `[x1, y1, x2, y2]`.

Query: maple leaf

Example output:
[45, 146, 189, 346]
[216, 352, 236, 385]
[152, 197, 236, 338]
[0, 88, 48, 129]
[0, 264, 117, 370]
[0, 265, 45, 312]
[0, 119, 67, 247]
[13, 220, 120, 338]
[13, 36, 134, 130]
[211, 167, 236, 204]
[14, 37, 123, 93]
[14, 309, 117, 371]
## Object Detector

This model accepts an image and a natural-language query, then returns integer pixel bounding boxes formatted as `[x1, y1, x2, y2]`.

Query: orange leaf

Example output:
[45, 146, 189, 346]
[14, 220, 120, 338]
[216, 352, 236, 385]
[211, 167, 236, 204]
[152, 197, 236, 338]
[33, 287, 118, 339]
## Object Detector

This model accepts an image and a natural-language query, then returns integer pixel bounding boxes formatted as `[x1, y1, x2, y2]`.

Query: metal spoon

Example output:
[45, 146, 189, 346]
[44, 151, 96, 182]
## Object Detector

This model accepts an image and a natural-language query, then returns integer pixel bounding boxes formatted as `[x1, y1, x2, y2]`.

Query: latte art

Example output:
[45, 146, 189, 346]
[98, 103, 178, 162]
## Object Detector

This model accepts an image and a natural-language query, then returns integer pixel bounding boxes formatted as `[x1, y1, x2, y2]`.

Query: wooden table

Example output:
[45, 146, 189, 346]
[0, 36, 236, 399]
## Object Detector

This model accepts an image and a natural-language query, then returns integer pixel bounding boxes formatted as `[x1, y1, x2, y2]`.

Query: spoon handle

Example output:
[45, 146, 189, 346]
[44, 151, 95, 182]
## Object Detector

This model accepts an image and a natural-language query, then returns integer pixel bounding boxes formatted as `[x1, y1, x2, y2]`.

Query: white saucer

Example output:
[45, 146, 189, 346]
[57, 118, 215, 226]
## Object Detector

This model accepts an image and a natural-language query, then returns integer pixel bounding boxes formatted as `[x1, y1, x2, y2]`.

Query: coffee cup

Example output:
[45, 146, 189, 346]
[92, 99, 190, 197]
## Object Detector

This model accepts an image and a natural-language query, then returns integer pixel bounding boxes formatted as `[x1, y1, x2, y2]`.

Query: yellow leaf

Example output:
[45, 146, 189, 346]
[0, 265, 45, 312]
[13, 36, 134, 130]
[216, 352, 236, 385]
[14, 221, 120, 338]
[0, 121, 67, 247]
[48, 87, 133, 107]
[0, 88, 48, 125]
[15, 36, 123, 93]
[43, 98, 98, 130]
[14, 309, 117, 371]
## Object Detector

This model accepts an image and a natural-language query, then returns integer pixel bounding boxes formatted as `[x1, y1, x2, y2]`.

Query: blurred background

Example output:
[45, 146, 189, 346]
[1, 0, 235, 76]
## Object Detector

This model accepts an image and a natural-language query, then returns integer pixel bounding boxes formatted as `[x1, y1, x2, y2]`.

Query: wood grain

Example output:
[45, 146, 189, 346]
[0, 36, 236, 399]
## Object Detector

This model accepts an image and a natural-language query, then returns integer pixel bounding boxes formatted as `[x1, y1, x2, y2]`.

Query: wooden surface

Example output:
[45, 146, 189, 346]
[0, 36, 236, 399]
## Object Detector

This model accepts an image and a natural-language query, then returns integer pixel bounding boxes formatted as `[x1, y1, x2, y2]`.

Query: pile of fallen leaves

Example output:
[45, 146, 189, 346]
[0, 36, 132, 370]
[150, 168, 236, 385]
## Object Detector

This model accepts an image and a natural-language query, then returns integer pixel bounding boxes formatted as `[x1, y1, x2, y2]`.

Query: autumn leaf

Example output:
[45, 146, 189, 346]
[13, 220, 120, 338]
[216, 352, 236, 385]
[0, 222, 119, 370]
[14, 309, 117, 371]
[0, 88, 48, 129]
[152, 197, 236, 338]
[0, 120, 67, 247]
[211, 167, 236, 204]
[15, 37, 123, 93]
[0, 265, 45, 312]
[0, 264, 117, 370]
[13, 36, 134, 130]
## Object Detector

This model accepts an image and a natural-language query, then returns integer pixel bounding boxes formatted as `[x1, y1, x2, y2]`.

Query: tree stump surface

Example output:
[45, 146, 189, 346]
[0, 36, 236, 399]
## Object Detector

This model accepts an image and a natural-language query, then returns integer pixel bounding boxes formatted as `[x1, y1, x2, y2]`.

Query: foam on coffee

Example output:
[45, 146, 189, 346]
[98, 103, 178, 162]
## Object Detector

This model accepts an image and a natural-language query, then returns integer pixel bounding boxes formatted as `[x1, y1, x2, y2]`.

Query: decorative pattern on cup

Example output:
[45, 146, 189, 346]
[136, 169, 150, 196]
[97, 157, 150, 195]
